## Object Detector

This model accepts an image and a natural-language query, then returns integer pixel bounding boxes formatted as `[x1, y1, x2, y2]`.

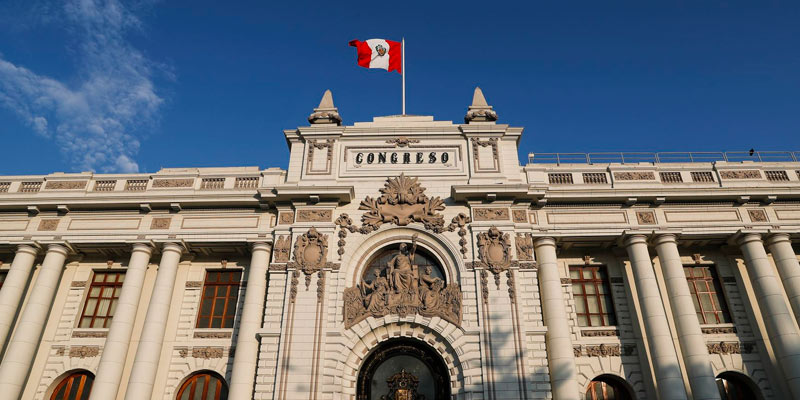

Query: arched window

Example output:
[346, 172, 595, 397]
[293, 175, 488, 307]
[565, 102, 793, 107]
[585, 375, 632, 400]
[50, 370, 93, 400]
[176, 371, 228, 400]
[716, 371, 760, 400]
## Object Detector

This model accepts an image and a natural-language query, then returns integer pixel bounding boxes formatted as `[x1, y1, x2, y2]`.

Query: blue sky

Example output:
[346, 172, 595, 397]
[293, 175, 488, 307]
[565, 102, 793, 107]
[1, 1, 798, 175]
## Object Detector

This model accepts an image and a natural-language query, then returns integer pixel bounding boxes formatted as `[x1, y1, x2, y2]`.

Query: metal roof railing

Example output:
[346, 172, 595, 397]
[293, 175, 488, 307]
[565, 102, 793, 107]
[527, 151, 800, 165]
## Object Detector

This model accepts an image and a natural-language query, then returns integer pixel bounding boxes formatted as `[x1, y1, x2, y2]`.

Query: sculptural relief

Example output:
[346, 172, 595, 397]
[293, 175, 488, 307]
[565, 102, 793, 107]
[515, 233, 533, 261]
[358, 174, 446, 232]
[273, 235, 291, 262]
[344, 235, 462, 328]
[476, 226, 513, 275]
[288, 227, 336, 276]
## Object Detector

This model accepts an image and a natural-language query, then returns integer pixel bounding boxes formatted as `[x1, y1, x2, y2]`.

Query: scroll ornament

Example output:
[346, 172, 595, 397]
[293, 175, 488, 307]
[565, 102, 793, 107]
[287, 227, 336, 275]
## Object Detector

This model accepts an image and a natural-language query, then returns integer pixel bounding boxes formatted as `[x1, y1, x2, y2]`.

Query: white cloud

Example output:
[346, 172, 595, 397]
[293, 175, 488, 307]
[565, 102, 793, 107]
[0, 0, 164, 173]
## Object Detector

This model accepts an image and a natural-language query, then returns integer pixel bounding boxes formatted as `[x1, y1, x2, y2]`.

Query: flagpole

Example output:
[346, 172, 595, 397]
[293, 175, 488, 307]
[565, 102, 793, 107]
[402, 37, 406, 115]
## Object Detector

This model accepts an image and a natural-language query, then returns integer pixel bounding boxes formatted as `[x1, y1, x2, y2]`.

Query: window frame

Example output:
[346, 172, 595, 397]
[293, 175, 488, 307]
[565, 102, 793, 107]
[684, 264, 732, 325]
[78, 271, 125, 329]
[569, 265, 617, 327]
[195, 269, 243, 329]
[176, 371, 228, 400]
[49, 370, 94, 400]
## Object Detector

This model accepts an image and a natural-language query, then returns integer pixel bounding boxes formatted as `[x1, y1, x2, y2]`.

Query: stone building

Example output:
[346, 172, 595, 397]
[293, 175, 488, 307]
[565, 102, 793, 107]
[0, 88, 799, 399]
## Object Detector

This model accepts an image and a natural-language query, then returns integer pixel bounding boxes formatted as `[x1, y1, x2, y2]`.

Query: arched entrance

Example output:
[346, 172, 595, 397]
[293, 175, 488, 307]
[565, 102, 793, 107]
[716, 371, 761, 400]
[585, 374, 633, 400]
[357, 338, 451, 400]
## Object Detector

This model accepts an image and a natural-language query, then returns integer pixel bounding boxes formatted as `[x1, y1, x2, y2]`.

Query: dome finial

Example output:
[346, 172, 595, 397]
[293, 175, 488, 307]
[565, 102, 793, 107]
[308, 89, 342, 125]
[464, 87, 497, 123]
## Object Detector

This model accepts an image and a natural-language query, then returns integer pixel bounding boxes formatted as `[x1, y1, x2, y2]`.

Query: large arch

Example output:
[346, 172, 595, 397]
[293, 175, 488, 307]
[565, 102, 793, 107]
[716, 371, 763, 400]
[357, 337, 451, 399]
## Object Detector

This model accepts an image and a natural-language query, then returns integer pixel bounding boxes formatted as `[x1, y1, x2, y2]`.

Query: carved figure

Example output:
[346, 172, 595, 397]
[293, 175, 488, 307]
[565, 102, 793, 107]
[274, 235, 290, 262]
[515, 233, 533, 261]
[388, 234, 419, 294]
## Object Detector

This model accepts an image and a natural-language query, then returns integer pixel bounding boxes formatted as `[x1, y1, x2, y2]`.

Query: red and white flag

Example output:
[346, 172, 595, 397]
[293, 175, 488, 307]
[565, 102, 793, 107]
[349, 39, 402, 73]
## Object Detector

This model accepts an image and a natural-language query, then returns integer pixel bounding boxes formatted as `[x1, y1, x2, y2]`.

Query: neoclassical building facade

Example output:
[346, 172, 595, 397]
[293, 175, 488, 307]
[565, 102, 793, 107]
[0, 88, 799, 399]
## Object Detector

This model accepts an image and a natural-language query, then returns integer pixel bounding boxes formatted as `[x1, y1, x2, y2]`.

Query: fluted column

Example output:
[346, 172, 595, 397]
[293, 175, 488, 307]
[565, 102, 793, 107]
[534, 237, 579, 400]
[89, 243, 153, 400]
[0, 245, 39, 352]
[228, 242, 272, 399]
[624, 234, 688, 400]
[0, 243, 68, 399]
[124, 242, 183, 400]
[653, 234, 720, 400]
[765, 234, 800, 324]
[738, 233, 800, 398]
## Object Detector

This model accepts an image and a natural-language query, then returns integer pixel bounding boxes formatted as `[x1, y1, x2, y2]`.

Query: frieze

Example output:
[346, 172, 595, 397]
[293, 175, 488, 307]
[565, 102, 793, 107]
[296, 209, 332, 222]
[72, 331, 107, 338]
[473, 208, 509, 221]
[707, 341, 755, 355]
[613, 171, 656, 181]
[152, 178, 194, 188]
[636, 211, 657, 225]
[185, 281, 203, 288]
[561, 278, 572, 285]
[701, 327, 737, 334]
[150, 217, 171, 229]
[747, 209, 768, 222]
[273, 235, 291, 262]
[581, 329, 619, 337]
[719, 170, 761, 180]
[385, 137, 420, 147]
[268, 263, 287, 271]
[518, 262, 537, 270]
[512, 209, 528, 223]
[69, 346, 100, 358]
[343, 235, 462, 328]
[45, 180, 87, 190]
[38, 219, 59, 231]
[516, 233, 534, 261]
[70, 281, 87, 288]
[278, 211, 294, 225]
[193, 331, 232, 339]
[192, 347, 224, 359]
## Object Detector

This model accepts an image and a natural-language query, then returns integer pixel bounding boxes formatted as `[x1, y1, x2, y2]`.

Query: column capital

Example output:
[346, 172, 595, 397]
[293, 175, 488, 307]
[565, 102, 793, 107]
[45, 243, 69, 256]
[622, 233, 649, 247]
[15, 244, 39, 256]
[250, 241, 272, 252]
[533, 236, 556, 248]
[160, 242, 185, 254]
[131, 243, 154, 255]
[736, 232, 763, 246]
[652, 233, 678, 246]
[765, 233, 792, 247]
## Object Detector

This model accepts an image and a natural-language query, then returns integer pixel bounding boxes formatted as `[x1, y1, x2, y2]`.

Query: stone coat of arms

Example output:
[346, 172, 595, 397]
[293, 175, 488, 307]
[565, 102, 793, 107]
[288, 227, 331, 275]
[476, 226, 513, 274]
[358, 174, 446, 232]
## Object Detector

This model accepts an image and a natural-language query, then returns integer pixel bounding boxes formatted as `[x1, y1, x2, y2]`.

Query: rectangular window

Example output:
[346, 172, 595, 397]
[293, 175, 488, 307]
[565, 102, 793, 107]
[79, 272, 125, 328]
[685, 265, 731, 324]
[196, 270, 242, 329]
[569, 266, 617, 327]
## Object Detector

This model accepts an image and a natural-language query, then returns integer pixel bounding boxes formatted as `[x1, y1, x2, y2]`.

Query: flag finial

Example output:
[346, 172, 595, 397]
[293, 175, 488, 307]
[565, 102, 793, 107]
[308, 89, 342, 125]
[465, 87, 498, 123]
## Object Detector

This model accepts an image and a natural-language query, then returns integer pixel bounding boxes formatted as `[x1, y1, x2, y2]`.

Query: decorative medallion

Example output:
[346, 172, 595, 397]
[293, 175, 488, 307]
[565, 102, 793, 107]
[278, 211, 294, 225]
[343, 235, 462, 329]
[287, 227, 336, 275]
[38, 219, 59, 231]
[512, 209, 528, 223]
[273, 235, 291, 262]
[475, 226, 513, 275]
[150, 217, 171, 229]
[747, 209, 768, 222]
[636, 211, 657, 225]
[69, 346, 100, 358]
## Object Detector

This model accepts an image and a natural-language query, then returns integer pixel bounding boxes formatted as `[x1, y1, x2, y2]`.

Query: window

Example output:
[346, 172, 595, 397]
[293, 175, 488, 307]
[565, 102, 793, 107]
[196, 270, 242, 329]
[79, 272, 124, 328]
[176, 371, 228, 400]
[50, 370, 93, 400]
[570, 266, 616, 327]
[585, 375, 632, 400]
[685, 265, 731, 324]
[716, 372, 760, 400]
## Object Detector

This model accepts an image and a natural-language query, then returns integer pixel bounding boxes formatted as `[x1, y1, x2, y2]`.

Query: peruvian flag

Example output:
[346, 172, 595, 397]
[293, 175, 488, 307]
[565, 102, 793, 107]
[349, 39, 402, 73]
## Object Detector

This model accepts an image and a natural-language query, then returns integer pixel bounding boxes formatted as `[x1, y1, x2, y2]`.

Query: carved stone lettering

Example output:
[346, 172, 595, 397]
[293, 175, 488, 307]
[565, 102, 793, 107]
[296, 209, 333, 222]
[38, 219, 59, 231]
[473, 208, 510, 221]
[343, 235, 462, 328]
[719, 170, 761, 179]
[150, 217, 171, 229]
[516, 233, 534, 261]
[152, 178, 194, 188]
[278, 211, 294, 225]
[45, 181, 87, 190]
[636, 211, 657, 225]
[613, 172, 656, 181]
[273, 235, 291, 262]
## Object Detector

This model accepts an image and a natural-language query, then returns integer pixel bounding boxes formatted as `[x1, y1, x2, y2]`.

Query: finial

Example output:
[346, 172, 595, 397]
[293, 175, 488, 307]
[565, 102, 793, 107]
[308, 89, 342, 125]
[464, 87, 498, 123]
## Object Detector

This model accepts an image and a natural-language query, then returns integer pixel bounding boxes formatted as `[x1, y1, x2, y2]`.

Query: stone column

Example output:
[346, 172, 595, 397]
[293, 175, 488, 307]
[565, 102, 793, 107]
[765, 234, 800, 324]
[624, 235, 688, 400]
[738, 233, 800, 398]
[0, 243, 68, 399]
[228, 242, 272, 399]
[534, 237, 579, 400]
[89, 243, 153, 400]
[653, 234, 720, 400]
[124, 242, 183, 400]
[0, 245, 39, 352]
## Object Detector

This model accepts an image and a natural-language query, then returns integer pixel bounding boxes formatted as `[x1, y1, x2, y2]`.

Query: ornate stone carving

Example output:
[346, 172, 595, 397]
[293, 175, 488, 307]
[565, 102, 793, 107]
[69, 346, 100, 358]
[287, 228, 334, 275]
[273, 235, 291, 262]
[152, 178, 194, 188]
[475, 227, 513, 278]
[290, 270, 299, 303]
[38, 219, 59, 231]
[581, 329, 619, 337]
[177, 347, 189, 358]
[720, 170, 761, 179]
[72, 331, 107, 338]
[480, 269, 489, 304]
[70, 281, 87, 288]
[334, 214, 353, 259]
[473, 208, 509, 221]
[296, 209, 332, 222]
[516, 233, 534, 261]
[45, 181, 87, 190]
[150, 217, 171, 229]
[506, 270, 516, 303]
[193, 331, 232, 339]
[449, 213, 471, 258]
[636, 211, 656, 225]
[706, 341, 754, 355]
[561, 278, 572, 285]
[383, 369, 422, 399]
[385, 137, 420, 147]
[747, 209, 768, 222]
[613, 171, 655, 181]
[278, 211, 294, 225]
[584, 344, 621, 357]
[343, 236, 462, 329]
[512, 209, 528, 223]
[192, 347, 224, 359]
[470, 137, 499, 171]
[317, 270, 326, 302]
[185, 281, 203, 288]
[306, 139, 335, 174]
[701, 326, 737, 334]
[357, 174, 446, 232]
